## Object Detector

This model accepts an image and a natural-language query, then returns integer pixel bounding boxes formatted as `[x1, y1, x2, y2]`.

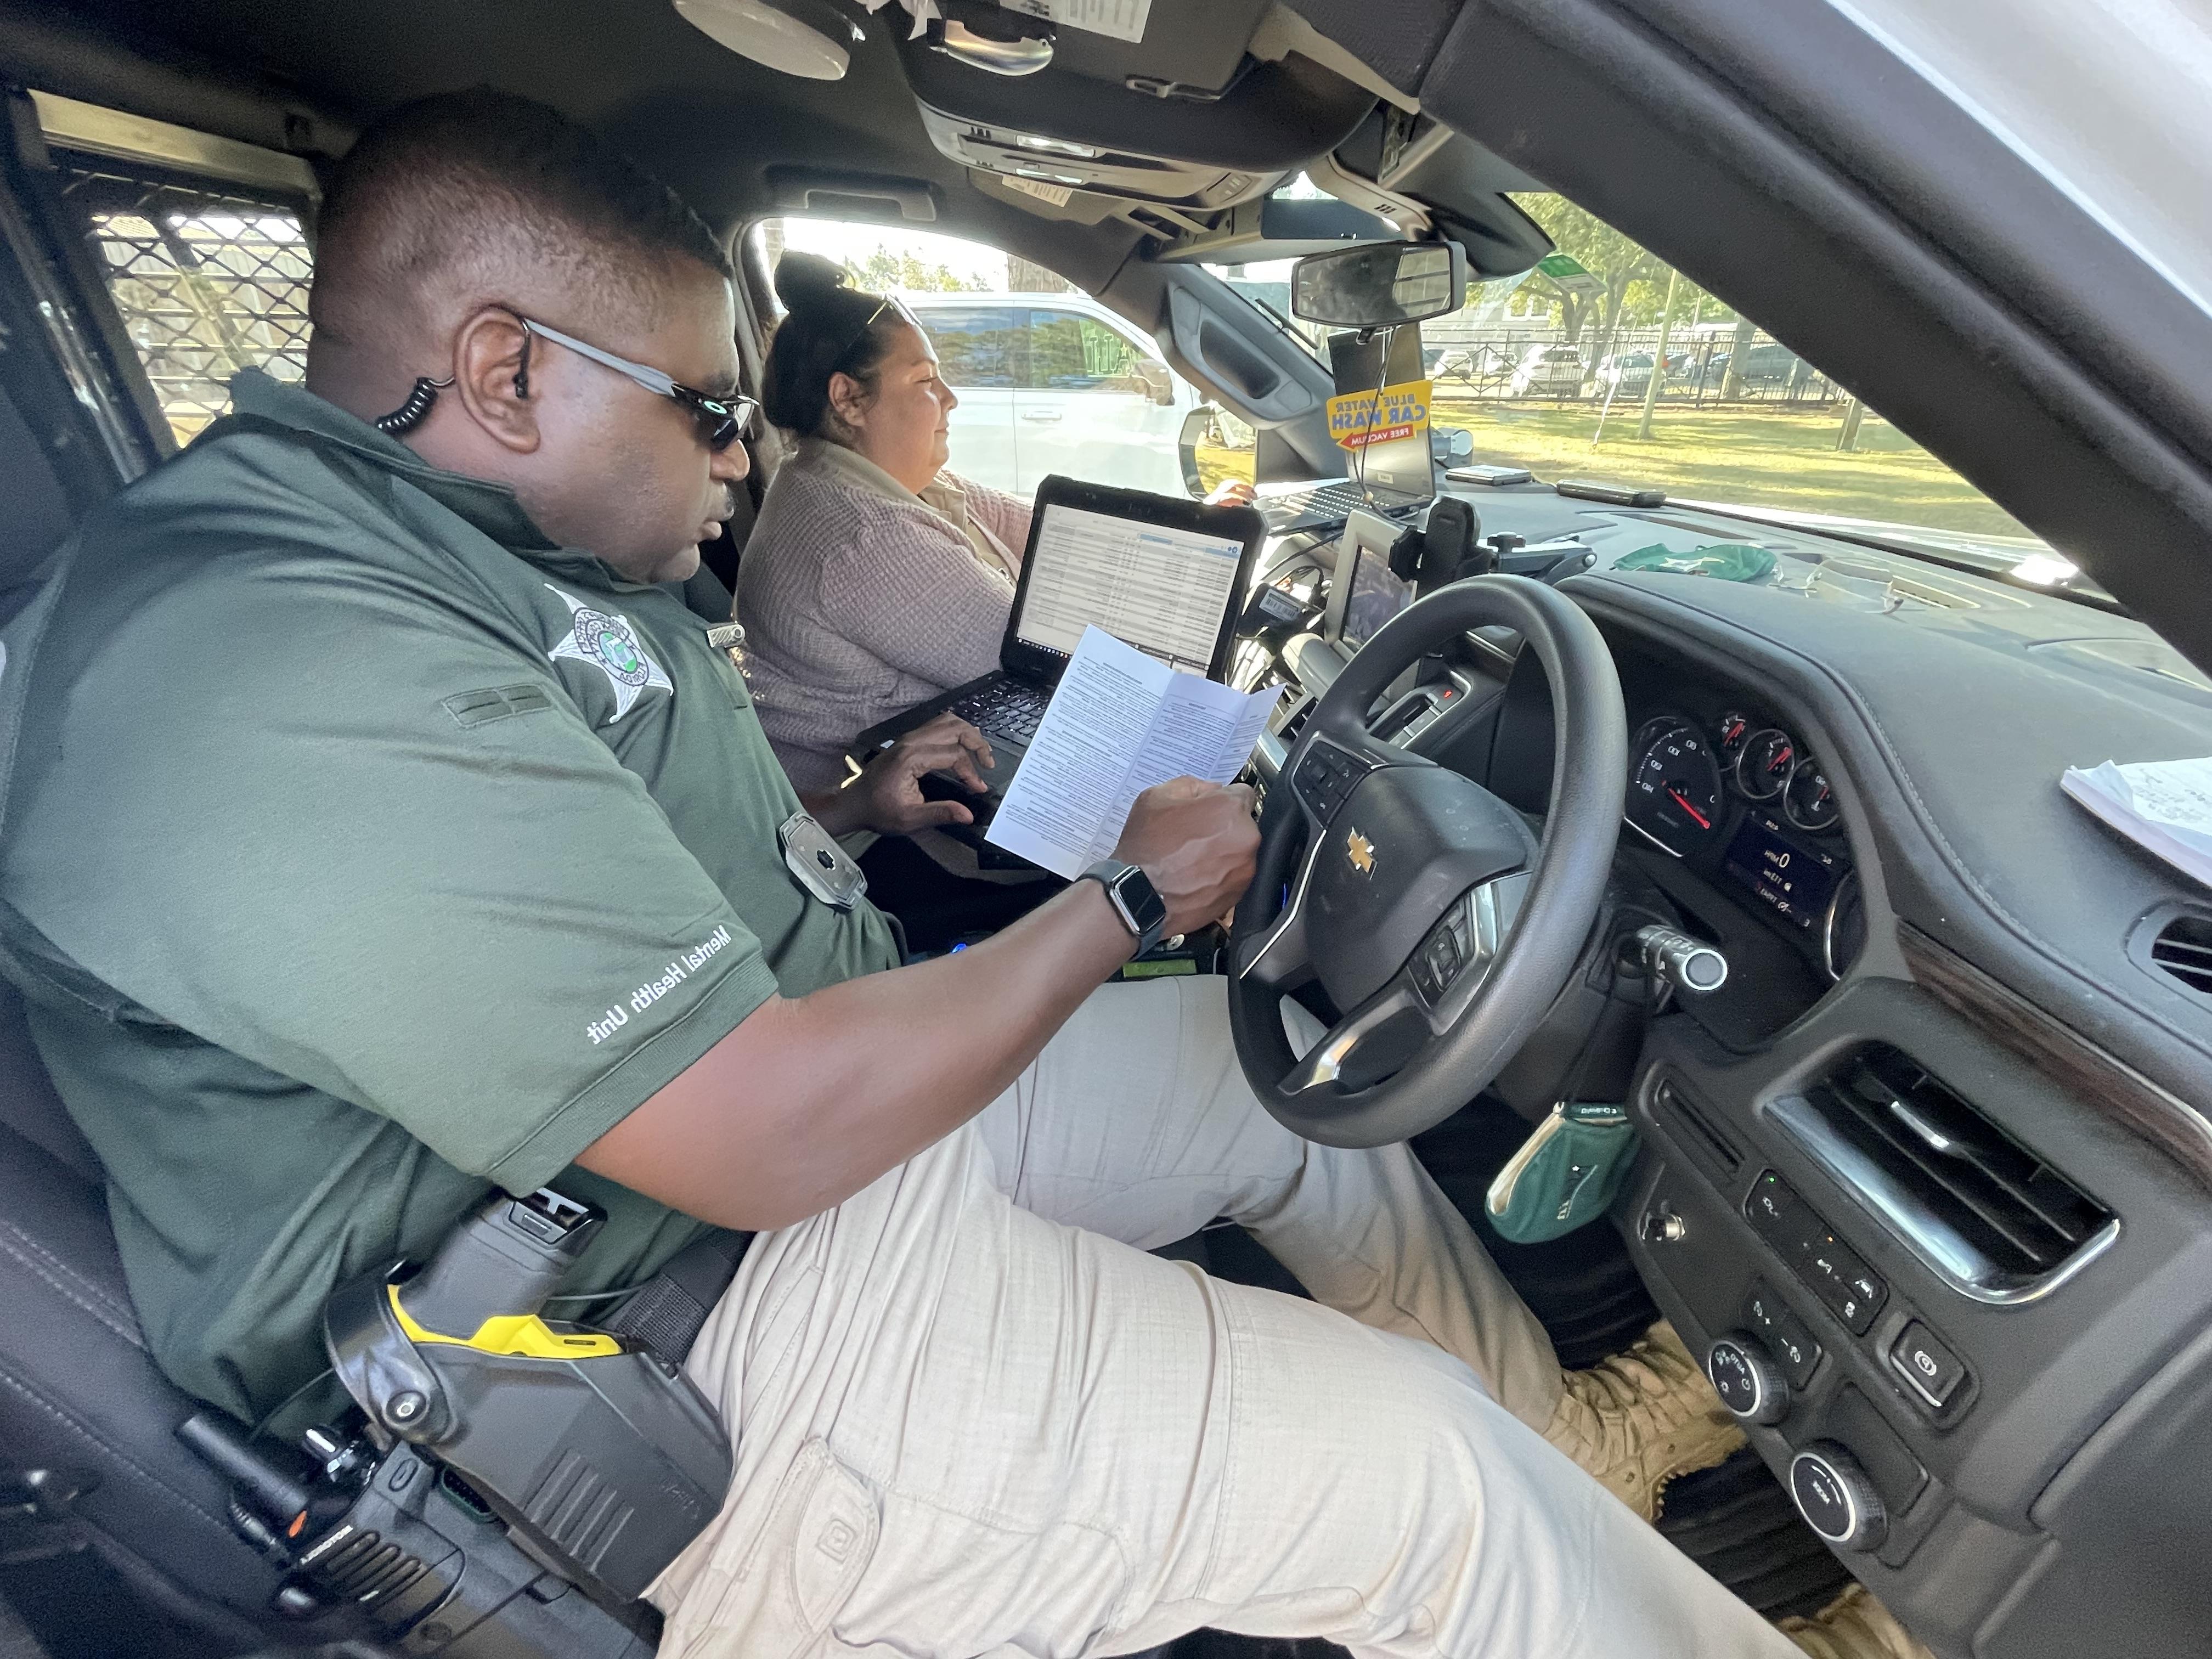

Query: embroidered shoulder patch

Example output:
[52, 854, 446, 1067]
[544, 586, 673, 719]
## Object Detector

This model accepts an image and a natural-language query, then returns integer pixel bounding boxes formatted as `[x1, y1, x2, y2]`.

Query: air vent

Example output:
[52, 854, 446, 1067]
[1277, 695, 1316, 753]
[1768, 1045, 2115, 1304]
[2147, 912, 2212, 995]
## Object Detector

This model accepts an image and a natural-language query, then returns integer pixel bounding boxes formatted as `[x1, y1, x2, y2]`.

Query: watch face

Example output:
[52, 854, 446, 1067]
[1115, 866, 1169, 933]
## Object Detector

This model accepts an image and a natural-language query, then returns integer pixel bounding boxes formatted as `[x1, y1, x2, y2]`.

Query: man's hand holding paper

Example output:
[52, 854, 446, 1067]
[984, 625, 1279, 879]
[1115, 775, 1260, 938]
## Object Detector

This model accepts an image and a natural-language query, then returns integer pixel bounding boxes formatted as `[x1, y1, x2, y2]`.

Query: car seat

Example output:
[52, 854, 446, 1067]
[0, 381, 307, 1651]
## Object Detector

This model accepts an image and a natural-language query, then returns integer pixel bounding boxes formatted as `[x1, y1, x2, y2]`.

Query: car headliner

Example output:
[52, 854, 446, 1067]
[1, 0, 1397, 297]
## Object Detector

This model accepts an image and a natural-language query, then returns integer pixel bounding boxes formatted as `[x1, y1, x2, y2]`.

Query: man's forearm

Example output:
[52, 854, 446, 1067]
[578, 879, 1135, 1229]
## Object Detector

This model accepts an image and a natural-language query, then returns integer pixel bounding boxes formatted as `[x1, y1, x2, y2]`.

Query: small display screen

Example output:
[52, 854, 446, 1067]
[1722, 812, 1841, 933]
[1340, 540, 1417, 650]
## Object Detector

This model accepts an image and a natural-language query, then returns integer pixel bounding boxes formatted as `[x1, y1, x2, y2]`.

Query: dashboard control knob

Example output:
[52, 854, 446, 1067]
[1706, 1333, 1791, 1425]
[1634, 924, 1729, 994]
[1790, 1442, 1887, 1551]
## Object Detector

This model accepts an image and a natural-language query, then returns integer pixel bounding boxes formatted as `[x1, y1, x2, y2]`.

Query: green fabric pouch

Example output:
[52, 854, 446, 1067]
[1615, 541, 1778, 583]
[1484, 1101, 1640, 1244]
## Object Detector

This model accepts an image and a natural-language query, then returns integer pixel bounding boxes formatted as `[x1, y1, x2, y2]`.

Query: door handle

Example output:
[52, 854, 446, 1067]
[1020, 410, 1063, 423]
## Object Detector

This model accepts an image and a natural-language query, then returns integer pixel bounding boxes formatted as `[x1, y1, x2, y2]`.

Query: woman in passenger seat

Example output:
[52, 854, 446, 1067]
[739, 252, 1252, 793]
[738, 252, 1032, 795]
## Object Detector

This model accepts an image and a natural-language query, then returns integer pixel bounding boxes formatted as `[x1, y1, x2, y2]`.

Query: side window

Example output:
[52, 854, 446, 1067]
[923, 307, 1019, 388]
[746, 216, 1223, 498]
[54, 160, 313, 445]
[1023, 309, 1147, 392]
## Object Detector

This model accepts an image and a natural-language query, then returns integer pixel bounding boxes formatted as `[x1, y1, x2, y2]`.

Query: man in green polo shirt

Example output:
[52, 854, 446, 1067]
[0, 89, 1815, 1659]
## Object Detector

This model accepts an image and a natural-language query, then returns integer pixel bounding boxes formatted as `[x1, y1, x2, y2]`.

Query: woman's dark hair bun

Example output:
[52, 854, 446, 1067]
[773, 251, 852, 312]
[761, 251, 901, 438]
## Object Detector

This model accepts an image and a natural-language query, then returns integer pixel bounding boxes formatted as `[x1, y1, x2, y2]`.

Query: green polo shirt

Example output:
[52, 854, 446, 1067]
[0, 370, 901, 1422]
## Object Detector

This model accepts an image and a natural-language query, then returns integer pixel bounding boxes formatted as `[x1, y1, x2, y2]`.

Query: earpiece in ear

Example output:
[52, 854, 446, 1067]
[514, 328, 533, 399]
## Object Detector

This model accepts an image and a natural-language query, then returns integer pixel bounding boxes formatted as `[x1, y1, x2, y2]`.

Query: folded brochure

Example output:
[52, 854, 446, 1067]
[2061, 756, 2212, 891]
[986, 625, 1279, 880]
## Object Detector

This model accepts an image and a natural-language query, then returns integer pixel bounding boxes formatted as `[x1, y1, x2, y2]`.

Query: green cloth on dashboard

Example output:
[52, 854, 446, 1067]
[0, 369, 901, 1421]
[1615, 541, 1778, 582]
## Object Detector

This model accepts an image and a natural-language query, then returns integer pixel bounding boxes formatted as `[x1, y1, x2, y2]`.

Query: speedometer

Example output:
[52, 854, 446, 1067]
[1627, 717, 1725, 854]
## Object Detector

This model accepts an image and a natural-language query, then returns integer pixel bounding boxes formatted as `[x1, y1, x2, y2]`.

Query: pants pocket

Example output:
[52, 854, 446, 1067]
[673, 1438, 880, 1659]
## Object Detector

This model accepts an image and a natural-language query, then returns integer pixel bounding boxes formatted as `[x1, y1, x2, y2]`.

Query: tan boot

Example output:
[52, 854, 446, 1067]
[1542, 1318, 1745, 1521]
[1777, 1584, 1936, 1658]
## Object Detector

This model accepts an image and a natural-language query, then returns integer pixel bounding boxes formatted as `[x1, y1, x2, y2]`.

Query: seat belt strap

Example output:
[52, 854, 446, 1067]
[602, 1229, 752, 1365]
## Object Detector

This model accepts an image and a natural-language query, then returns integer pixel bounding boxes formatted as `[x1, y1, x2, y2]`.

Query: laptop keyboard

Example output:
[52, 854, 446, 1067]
[1264, 483, 1419, 527]
[952, 679, 1049, 743]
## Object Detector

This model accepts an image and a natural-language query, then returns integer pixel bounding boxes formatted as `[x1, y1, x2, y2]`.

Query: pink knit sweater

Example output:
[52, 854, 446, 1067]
[736, 439, 1032, 792]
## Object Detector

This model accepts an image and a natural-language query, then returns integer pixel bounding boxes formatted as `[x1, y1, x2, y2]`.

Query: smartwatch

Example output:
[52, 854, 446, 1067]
[1080, 859, 1169, 955]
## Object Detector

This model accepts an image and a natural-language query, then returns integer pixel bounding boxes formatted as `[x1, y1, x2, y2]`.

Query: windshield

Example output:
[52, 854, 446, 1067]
[1435, 193, 2036, 552]
[1201, 193, 2103, 601]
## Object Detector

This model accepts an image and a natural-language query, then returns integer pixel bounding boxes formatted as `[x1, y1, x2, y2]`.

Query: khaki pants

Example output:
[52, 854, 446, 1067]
[650, 976, 1793, 1658]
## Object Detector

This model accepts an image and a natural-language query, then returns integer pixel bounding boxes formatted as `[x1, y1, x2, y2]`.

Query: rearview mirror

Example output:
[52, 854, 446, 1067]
[1289, 240, 1468, 331]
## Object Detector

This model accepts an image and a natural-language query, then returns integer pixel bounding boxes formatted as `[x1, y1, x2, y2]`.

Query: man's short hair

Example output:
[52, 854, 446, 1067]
[311, 86, 732, 351]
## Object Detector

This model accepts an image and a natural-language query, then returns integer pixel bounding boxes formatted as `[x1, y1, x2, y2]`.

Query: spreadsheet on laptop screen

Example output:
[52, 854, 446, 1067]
[1015, 505, 1245, 675]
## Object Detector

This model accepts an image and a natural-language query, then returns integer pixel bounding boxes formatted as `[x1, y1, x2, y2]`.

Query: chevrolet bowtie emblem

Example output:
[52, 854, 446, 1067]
[1346, 828, 1376, 876]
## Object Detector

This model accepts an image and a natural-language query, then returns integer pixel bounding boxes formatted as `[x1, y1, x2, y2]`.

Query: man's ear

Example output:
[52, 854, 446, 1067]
[449, 308, 540, 454]
[826, 369, 872, 433]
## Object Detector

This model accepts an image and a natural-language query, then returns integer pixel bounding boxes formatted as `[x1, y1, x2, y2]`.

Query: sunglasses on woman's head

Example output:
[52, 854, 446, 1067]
[834, 293, 923, 372]
[513, 313, 759, 452]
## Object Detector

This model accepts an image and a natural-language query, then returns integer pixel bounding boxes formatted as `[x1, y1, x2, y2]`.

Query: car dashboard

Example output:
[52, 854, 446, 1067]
[1254, 482, 2212, 1656]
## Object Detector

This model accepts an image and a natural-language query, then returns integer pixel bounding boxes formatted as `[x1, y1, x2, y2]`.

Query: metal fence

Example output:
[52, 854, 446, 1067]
[55, 159, 314, 444]
[1417, 320, 1844, 409]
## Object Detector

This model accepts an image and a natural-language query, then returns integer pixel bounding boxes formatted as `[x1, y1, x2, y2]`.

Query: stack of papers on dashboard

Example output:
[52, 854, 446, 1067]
[986, 626, 1279, 880]
[2061, 757, 2212, 891]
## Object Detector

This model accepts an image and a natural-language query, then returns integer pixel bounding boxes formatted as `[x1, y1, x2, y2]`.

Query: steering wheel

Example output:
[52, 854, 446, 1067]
[1228, 575, 1627, 1148]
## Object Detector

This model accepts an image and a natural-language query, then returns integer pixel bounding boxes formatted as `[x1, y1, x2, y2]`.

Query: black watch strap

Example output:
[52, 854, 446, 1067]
[1080, 859, 1169, 955]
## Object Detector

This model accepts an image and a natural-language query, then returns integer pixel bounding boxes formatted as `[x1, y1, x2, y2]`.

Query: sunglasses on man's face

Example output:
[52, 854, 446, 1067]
[515, 313, 758, 452]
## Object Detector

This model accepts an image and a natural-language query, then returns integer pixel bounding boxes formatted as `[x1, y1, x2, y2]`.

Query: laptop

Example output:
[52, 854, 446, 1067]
[849, 475, 1267, 822]
[1257, 475, 1431, 537]
[1254, 416, 1438, 537]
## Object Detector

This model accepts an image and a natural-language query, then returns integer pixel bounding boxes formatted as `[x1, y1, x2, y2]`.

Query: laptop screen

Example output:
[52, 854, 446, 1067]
[1014, 503, 1248, 676]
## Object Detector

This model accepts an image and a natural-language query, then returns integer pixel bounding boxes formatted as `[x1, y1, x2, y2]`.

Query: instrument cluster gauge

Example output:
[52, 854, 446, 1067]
[1714, 711, 1756, 769]
[1785, 758, 1842, 834]
[1628, 716, 1725, 855]
[1737, 727, 1797, 801]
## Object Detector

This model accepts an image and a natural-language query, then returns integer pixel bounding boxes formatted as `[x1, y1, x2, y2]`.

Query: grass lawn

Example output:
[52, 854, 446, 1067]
[1201, 401, 2033, 540]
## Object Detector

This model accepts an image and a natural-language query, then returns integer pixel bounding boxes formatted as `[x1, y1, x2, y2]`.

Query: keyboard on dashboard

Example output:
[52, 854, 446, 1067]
[1262, 483, 1421, 528]
[952, 679, 1049, 743]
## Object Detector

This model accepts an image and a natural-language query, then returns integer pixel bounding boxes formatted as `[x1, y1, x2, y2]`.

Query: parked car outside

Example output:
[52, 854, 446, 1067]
[902, 289, 1200, 497]
[1706, 341, 1807, 393]
[1507, 341, 1588, 396]
[1595, 349, 1689, 392]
